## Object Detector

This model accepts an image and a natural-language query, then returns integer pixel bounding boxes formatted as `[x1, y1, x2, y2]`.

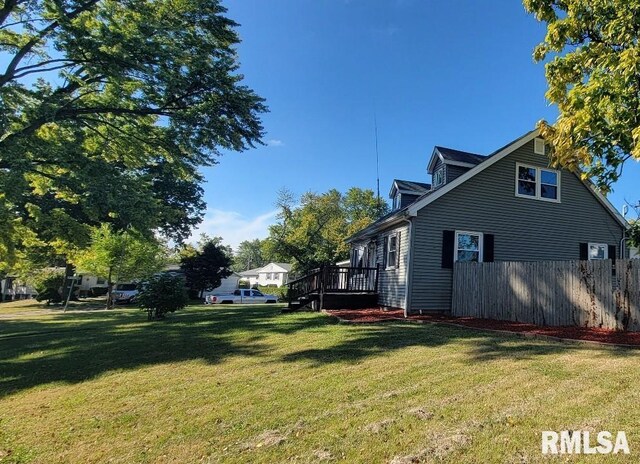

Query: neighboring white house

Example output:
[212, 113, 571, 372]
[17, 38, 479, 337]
[631, 247, 640, 259]
[238, 267, 261, 287]
[257, 263, 292, 287]
[239, 262, 293, 288]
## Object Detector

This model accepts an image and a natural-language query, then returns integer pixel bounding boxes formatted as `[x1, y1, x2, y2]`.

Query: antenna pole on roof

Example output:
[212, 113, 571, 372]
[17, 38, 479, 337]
[374, 113, 381, 209]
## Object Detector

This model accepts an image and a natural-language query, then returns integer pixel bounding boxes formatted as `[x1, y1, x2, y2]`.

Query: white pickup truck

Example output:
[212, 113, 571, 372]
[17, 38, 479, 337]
[205, 289, 278, 304]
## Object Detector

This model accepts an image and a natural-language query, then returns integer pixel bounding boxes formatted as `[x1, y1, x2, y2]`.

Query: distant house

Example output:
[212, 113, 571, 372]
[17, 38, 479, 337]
[239, 262, 293, 288]
[347, 128, 629, 315]
[257, 263, 292, 287]
[238, 267, 261, 287]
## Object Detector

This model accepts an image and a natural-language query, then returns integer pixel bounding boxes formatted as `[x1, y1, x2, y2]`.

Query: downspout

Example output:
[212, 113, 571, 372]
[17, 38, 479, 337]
[402, 213, 415, 318]
[620, 229, 627, 259]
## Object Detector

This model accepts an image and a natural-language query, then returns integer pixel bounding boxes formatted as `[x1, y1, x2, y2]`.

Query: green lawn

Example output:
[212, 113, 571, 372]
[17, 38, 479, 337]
[1, 300, 639, 463]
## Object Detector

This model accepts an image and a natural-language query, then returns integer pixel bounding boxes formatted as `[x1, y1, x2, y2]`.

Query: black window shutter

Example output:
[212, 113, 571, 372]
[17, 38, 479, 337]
[442, 230, 455, 269]
[483, 234, 495, 262]
[608, 245, 617, 263]
[382, 236, 388, 268]
[579, 243, 588, 260]
[396, 232, 401, 268]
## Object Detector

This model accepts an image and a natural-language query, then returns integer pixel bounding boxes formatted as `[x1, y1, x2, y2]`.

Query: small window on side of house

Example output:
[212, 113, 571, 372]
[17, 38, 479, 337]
[534, 137, 546, 155]
[393, 194, 400, 210]
[386, 234, 398, 269]
[433, 167, 445, 188]
[588, 243, 608, 260]
[454, 231, 483, 263]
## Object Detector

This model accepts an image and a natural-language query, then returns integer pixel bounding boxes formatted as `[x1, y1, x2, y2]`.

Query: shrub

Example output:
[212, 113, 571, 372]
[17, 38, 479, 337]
[258, 285, 288, 302]
[32, 270, 65, 305]
[137, 274, 188, 320]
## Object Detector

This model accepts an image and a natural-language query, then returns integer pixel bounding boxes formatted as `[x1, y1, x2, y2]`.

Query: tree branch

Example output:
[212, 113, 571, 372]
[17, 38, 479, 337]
[0, 0, 100, 87]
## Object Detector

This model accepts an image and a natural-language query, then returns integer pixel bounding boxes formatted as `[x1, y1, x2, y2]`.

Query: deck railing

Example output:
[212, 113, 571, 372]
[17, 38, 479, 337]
[287, 264, 379, 305]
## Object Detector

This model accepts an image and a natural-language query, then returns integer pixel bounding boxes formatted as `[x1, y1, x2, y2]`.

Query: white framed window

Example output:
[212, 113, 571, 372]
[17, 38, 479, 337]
[588, 243, 608, 260]
[515, 163, 560, 202]
[432, 167, 445, 188]
[454, 231, 483, 263]
[534, 137, 546, 155]
[385, 233, 398, 269]
[393, 194, 400, 210]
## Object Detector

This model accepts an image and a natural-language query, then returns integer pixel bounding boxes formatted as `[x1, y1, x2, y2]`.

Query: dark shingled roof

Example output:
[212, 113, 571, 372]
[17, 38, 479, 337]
[394, 179, 431, 193]
[435, 146, 486, 165]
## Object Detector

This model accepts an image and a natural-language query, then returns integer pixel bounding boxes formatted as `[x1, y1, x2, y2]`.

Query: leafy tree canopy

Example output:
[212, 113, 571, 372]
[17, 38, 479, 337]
[180, 238, 232, 297]
[264, 187, 389, 272]
[525, 0, 640, 190]
[73, 224, 166, 307]
[232, 239, 268, 272]
[0, 0, 266, 272]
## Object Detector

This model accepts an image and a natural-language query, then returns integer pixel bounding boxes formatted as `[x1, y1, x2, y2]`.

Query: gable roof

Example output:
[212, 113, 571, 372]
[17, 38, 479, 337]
[239, 267, 262, 277]
[348, 128, 628, 242]
[389, 179, 431, 198]
[259, 262, 292, 273]
[427, 146, 485, 173]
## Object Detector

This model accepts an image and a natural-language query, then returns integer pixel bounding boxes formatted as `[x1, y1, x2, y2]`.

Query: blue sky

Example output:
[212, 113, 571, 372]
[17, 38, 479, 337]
[195, 0, 640, 248]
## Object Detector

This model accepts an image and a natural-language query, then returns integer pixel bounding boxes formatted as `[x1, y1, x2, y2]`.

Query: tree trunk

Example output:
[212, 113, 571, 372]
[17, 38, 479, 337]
[63, 262, 77, 303]
[106, 266, 114, 310]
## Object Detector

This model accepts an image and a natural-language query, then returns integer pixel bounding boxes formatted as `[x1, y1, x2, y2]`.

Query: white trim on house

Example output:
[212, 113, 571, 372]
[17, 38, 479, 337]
[514, 162, 561, 203]
[454, 230, 484, 263]
[407, 129, 628, 229]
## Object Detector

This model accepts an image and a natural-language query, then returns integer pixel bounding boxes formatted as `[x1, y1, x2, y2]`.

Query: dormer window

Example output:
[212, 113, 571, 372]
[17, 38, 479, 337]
[432, 167, 445, 188]
[393, 194, 400, 210]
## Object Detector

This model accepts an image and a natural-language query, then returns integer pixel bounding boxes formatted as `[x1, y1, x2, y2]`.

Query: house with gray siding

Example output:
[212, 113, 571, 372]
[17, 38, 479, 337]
[347, 129, 629, 316]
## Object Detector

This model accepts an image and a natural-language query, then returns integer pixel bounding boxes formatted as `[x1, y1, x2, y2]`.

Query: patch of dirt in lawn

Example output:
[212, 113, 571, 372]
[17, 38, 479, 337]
[241, 429, 286, 450]
[407, 407, 434, 420]
[389, 431, 471, 464]
[363, 419, 394, 433]
[326, 308, 640, 346]
[313, 448, 334, 461]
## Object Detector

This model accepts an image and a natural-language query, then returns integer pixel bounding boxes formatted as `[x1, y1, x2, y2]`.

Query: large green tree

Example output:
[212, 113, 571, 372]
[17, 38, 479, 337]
[0, 0, 266, 272]
[180, 239, 232, 298]
[264, 188, 388, 272]
[74, 224, 166, 308]
[524, 0, 640, 191]
[232, 239, 268, 272]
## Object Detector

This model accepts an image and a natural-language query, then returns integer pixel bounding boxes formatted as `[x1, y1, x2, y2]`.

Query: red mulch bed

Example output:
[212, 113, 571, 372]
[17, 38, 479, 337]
[325, 308, 640, 347]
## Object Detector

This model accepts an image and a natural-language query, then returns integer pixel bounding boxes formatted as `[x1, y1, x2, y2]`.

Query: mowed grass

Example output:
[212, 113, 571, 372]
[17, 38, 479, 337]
[1, 301, 640, 463]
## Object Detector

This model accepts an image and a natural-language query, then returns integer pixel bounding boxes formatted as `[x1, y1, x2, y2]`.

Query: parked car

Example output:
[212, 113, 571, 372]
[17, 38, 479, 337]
[205, 289, 278, 304]
[112, 283, 139, 304]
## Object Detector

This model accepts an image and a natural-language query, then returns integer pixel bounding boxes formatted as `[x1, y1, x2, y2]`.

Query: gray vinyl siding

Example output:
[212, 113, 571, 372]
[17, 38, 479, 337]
[376, 224, 409, 309]
[409, 139, 626, 313]
[445, 165, 470, 183]
[351, 223, 410, 309]
[400, 193, 420, 208]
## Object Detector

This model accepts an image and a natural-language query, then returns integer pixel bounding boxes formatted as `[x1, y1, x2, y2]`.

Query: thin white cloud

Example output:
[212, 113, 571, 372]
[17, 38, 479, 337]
[266, 139, 284, 147]
[188, 209, 279, 250]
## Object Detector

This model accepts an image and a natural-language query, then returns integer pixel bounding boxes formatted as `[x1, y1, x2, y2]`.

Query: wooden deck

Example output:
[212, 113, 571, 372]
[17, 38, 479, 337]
[285, 265, 379, 311]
